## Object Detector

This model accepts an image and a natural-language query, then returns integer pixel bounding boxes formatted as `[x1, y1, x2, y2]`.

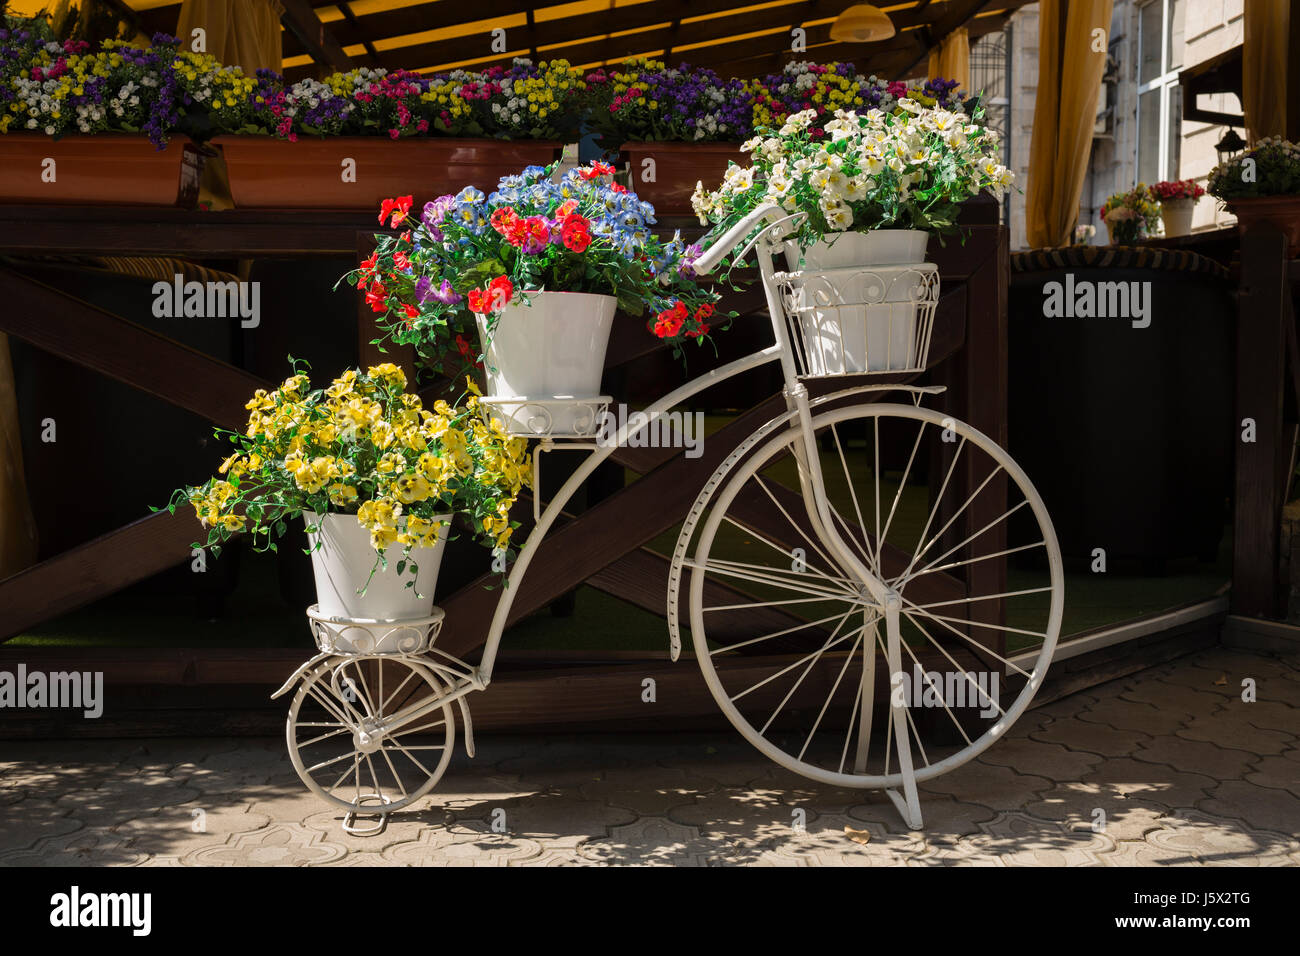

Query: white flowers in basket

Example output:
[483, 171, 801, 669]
[691, 100, 1015, 255]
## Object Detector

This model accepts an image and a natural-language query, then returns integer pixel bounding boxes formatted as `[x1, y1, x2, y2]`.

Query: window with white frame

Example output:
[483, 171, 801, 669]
[1136, 0, 1185, 184]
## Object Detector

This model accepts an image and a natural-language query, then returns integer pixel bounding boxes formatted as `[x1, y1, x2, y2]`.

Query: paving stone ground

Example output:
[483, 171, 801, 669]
[1, 644, 1297, 866]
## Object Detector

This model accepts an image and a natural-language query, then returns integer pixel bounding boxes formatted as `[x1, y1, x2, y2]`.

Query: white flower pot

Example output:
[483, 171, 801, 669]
[783, 230, 932, 374]
[477, 290, 617, 433]
[305, 511, 449, 620]
[1160, 197, 1196, 238]
[783, 229, 929, 271]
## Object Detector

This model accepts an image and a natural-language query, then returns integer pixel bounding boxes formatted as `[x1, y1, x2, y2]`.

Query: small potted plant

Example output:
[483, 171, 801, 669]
[1100, 186, 1160, 245]
[1149, 178, 1205, 237]
[1209, 136, 1300, 257]
[350, 163, 722, 434]
[691, 100, 1012, 371]
[170, 363, 531, 620]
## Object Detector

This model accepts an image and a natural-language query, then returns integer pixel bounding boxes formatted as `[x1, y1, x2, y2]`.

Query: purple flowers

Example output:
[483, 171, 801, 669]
[421, 195, 455, 239]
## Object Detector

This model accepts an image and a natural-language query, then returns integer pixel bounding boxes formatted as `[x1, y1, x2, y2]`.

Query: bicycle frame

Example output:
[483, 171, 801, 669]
[365, 208, 931, 824]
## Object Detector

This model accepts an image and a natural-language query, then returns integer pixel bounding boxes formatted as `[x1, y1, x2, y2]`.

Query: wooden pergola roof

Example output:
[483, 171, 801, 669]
[118, 0, 1032, 82]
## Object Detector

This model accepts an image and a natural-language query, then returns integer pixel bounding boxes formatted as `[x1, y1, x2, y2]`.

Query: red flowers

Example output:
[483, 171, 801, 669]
[653, 301, 689, 339]
[365, 280, 388, 313]
[490, 206, 521, 237]
[561, 214, 592, 252]
[455, 333, 483, 368]
[687, 304, 714, 338]
[379, 195, 413, 227]
[579, 161, 615, 180]
[468, 275, 514, 314]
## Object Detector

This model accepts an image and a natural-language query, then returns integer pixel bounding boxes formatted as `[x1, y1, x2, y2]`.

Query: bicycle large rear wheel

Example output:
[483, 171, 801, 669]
[680, 402, 1063, 789]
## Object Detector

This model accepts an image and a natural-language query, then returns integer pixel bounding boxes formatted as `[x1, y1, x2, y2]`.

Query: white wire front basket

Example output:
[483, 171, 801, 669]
[481, 394, 611, 440]
[775, 263, 940, 378]
[306, 605, 445, 656]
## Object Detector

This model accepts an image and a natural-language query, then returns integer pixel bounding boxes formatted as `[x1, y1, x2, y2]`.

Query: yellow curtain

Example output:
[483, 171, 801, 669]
[1026, 0, 1114, 249]
[0, 334, 37, 578]
[1243, 0, 1289, 143]
[177, 0, 284, 74]
[927, 26, 970, 91]
[178, 0, 284, 209]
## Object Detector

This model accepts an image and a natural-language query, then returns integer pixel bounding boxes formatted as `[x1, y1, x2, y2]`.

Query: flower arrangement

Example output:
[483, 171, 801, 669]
[252, 67, 478, 140]
[211, 59, 586, 142]
[466, 58, 587, 140]
[746, 62, 966, 132]
[0, 29, 193, 145]
[582, 57, 970, 147]
[171, 363, 532, 575]
[1208, 137, 1300, 199]
[1148, 178, 1205, 202]
[690, 102, 1012, 254]
[1072, 223, 1096, 246]
[1100, 186, 1160, 244]
[0, 22, 975, 151]
[349, 161, 724, 365]
[582, 58, 751, 144]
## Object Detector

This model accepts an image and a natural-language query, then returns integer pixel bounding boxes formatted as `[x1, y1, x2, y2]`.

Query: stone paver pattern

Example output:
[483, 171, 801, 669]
[1, 645, 1296, 866]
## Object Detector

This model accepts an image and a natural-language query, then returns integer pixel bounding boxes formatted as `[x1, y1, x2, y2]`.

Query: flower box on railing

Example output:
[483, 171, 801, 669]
[214, 136, 562, 210]
[620, 141, 743, 217]
[0, 133, 203, 206]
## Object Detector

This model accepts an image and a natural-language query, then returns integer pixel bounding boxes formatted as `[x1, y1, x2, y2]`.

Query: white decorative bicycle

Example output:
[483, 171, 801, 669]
[272, 207, 1064, 832]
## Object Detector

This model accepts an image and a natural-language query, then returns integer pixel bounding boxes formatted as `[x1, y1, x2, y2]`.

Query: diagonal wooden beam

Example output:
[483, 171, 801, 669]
[280, 0, 354, 72]
[0, 269, 269, 432]
[337, 1, 382, 66]
[0, 510, 198, 642]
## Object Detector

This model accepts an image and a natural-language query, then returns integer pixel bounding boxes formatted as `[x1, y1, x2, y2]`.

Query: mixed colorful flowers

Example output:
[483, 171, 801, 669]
[1, 20, 970, 152]
[583, 57, 970, 146]
[1148, 178, 1205, 202]
[171, 363, 532, 573]
[349, 162, 724, 367]
[1208, 137, 1300, 199]
[1100, 186, 1161, 244]
[691, 100, 1012, 256]
[0, 28, 196, 146]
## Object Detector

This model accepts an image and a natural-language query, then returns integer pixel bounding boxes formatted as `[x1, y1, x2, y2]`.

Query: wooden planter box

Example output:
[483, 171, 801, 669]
[215, 135, 563, 210]
[621, 140, 743, 216]
[0, 133, 202, 206]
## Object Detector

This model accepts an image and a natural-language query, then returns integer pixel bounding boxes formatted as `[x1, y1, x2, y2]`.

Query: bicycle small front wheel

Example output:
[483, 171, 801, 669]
[681, 402, 1063, 790]
[286, 656, 456, 812]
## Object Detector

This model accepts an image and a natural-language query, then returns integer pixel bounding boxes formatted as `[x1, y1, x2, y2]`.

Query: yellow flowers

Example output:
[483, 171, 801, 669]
[177, 365, 532, 574]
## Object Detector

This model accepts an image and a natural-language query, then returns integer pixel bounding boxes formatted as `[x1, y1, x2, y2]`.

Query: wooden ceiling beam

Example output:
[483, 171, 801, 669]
[696, 12, 1012, 80]
[284, 0, 966, 69]
[361, 0, 868, 75]
[282, 0, 555, 59]
[280, 0, 355, 71]
[338, 1, 383, 66]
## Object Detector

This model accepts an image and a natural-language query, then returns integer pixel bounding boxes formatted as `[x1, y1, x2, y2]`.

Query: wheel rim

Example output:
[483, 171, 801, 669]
[687, 403, 1064, 789]
[286, 656, 456, 811]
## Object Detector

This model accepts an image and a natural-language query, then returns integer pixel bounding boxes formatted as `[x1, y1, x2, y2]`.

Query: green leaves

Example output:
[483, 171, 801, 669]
[457, 259, 507, 286]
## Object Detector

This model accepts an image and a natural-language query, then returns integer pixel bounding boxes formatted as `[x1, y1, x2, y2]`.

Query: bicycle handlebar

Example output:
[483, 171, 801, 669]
[687, 204, 784, 276]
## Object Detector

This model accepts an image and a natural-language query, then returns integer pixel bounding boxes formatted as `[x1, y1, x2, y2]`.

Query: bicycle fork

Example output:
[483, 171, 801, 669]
[785, 382, 924, 830]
